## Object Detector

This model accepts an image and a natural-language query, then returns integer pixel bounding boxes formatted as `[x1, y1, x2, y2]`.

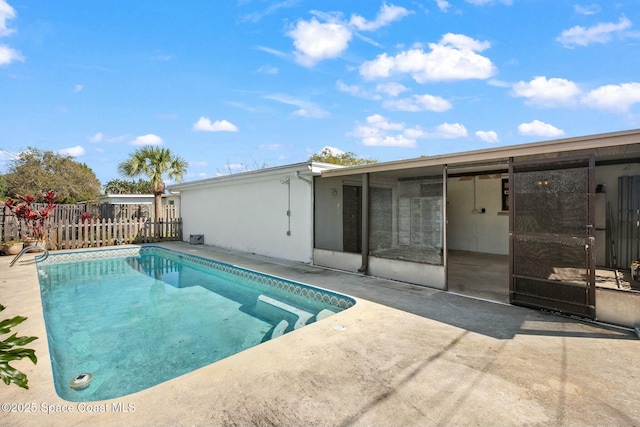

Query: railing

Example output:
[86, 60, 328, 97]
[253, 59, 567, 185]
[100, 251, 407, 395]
[10, 245, 49, 267]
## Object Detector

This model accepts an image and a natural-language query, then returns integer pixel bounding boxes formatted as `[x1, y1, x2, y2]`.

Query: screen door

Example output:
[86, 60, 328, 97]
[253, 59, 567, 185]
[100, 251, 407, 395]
[509, 156, 595, 318]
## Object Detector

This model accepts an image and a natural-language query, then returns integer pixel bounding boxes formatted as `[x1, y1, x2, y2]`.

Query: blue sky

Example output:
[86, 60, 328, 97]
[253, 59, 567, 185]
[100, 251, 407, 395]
[1, 1, 640, 187]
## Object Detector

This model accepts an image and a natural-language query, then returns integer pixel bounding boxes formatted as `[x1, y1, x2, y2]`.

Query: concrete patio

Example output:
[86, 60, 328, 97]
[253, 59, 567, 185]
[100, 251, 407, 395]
[1, 242, 638, 426]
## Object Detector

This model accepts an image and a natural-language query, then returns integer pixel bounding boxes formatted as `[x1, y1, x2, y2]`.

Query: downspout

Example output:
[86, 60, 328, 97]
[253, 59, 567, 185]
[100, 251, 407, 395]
[358, 173, 370, 274]
[295, 170, 312, 184]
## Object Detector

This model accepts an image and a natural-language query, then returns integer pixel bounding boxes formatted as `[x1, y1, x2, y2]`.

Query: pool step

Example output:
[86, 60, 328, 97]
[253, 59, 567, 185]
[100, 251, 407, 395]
[271, 319, 289, 339]
[255, 294, 315, 330]
[315, 308, 337, 321]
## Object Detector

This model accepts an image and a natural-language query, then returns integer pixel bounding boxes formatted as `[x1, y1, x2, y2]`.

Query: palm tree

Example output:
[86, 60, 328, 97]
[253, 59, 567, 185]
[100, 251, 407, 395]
[118, 146, 188, 221]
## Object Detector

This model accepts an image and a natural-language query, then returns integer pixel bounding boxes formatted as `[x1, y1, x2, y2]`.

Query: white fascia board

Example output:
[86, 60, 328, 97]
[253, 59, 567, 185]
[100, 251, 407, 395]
[169, 162, 341, 192]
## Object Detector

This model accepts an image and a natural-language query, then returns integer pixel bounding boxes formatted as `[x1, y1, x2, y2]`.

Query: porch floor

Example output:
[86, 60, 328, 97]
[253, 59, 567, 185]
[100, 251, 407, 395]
[447, 250, 640, 305]
[447, 250, 510, 303]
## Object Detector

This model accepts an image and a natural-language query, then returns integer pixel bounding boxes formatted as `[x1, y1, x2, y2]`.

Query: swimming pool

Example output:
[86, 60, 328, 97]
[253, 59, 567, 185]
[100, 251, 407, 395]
[36, 246, 355, 402]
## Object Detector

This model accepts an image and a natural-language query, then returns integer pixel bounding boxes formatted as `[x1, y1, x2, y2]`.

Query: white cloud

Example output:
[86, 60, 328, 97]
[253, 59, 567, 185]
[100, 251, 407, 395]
[241, 0, 300, 23]
[518, 120, 565, 137]
[488, 78, 511, 88]
[264, 93, 329, 118]
[336, 80, 380, 99]
[0, 44, 23, 65]
[318, 146, 345, 156]
[435, 0, 451, 12]
[375, 82, 409, 97]
[476, 130, 499, 143]
[511, 76, 581, 107]
[402, 122, 468, 139]
[348, 114, 416, 147]
[366, 113, 404, 130]
[257, 65, 278, 74]
[574, 4, 601, 15]
[466, 0, 512, 5]
[350, 3, 412, 31]
[287, 4, 411, 68]
[347, 114, 468, 147]
[0, 2, 23, 66]
[0, 0, 16, 36]
[88, 132, 103, 143]
[557, 16, 633, 47]
[359, 33, 495, 83]
[73, 84, 84, 93]
[581, 82, 640, 113]
[293, 108, 329, 118]
[88, 133, 128, 143]
[439, 33, 491, 51]
[131, 134, 164, 146]
[287, 18, 352, 67]
[383, 93, 452, 112]
[429, 122, 468, 139]
[58, 145, 85, 157]
[255, 46, 289, 59]
[193, 117, 239, 132]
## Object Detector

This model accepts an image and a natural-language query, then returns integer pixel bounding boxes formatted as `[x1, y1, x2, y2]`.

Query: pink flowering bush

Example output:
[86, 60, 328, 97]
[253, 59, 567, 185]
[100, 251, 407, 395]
[5, 191, 57, 242]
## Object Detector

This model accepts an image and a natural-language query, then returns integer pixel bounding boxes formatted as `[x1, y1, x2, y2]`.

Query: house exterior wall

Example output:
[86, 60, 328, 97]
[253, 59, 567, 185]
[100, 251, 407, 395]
[313, 248, 447, 289]
[314, 176, 346, 251]
[177, 170, 314, 263]
[447, 174, 509, 255]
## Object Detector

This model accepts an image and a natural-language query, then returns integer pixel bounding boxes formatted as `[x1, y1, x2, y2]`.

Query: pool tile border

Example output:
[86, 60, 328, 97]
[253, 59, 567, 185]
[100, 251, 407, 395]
[38, 245, 355, 310]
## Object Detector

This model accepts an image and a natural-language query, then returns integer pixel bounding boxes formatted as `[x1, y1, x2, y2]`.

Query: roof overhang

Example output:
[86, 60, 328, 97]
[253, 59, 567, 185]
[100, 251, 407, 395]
[168, 162, 344, 191]
[321, 128, 640, 178]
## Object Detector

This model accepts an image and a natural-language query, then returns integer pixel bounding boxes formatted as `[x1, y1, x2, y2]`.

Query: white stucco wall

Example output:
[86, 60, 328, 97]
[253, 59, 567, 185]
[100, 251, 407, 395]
[172, 164, 330, 263]
[447, 174, 509, 255]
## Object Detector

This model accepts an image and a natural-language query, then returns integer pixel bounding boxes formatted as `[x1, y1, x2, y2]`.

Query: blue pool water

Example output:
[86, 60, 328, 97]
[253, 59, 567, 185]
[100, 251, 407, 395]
[36, 246, 354, 402]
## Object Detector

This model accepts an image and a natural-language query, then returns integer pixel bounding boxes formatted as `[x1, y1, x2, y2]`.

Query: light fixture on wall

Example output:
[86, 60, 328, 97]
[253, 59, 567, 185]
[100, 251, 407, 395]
[331, 188, 338, 196]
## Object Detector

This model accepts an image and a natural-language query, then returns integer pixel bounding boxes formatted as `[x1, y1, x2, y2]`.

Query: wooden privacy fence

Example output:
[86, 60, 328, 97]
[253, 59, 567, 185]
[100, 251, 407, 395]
[1, 202, 180, 246]
[2, 217, 182, 250]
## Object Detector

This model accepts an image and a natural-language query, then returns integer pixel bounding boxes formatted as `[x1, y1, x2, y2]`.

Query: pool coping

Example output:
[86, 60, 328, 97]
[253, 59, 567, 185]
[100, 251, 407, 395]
[1, 242, 639, 426]
[40, 244, 356, 311]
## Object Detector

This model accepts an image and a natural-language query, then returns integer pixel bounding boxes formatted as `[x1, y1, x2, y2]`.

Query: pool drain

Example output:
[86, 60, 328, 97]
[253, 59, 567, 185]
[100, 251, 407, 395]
[69, 373, 93, 390]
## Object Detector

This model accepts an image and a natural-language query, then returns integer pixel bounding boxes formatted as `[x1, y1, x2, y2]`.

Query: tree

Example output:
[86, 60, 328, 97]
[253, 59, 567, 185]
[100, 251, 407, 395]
[103, 178, 152, 194]
[0, 174, 6, 199]
[308, 147, 378, 166]
[2, 148, 101, 203]
[118, 146, 188, 220]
